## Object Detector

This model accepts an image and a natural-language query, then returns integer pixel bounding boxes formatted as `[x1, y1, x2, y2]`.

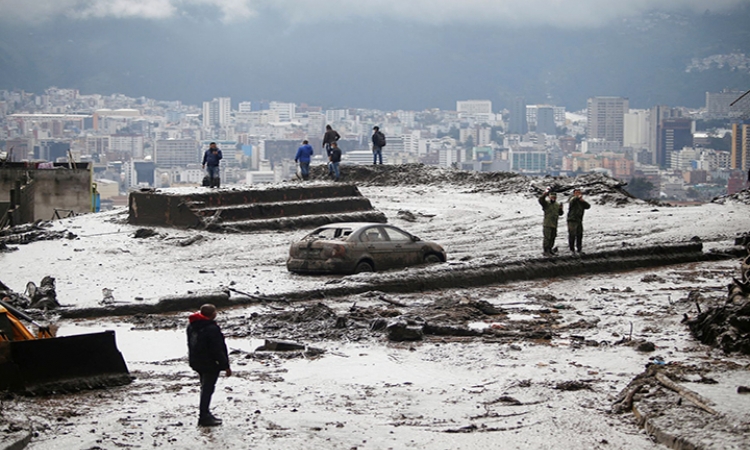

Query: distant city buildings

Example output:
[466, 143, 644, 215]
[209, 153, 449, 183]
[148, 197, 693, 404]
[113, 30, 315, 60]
[0, 86, 747, 203]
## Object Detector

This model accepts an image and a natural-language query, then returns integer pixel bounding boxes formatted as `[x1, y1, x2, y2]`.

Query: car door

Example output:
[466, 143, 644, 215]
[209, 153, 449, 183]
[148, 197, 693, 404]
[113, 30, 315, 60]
[357, 225, 393, 270]
[380, 225, 422, 268]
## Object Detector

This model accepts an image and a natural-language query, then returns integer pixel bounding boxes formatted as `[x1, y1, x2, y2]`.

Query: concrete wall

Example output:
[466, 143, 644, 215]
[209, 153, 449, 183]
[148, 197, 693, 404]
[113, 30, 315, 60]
[0, 163, 93, 223]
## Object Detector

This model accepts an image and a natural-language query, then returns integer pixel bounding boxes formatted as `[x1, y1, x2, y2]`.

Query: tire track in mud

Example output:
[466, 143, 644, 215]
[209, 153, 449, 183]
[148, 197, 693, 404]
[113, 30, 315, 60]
[58, 243, 743, 319]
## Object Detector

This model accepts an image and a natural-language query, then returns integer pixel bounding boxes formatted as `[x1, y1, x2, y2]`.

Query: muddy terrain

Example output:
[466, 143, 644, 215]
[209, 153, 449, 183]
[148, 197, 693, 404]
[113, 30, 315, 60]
[2, 165, 750, 450]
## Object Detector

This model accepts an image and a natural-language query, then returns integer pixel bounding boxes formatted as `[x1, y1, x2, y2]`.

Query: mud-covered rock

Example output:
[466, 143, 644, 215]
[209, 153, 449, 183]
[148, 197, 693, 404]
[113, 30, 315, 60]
[386, 319, 424, 341]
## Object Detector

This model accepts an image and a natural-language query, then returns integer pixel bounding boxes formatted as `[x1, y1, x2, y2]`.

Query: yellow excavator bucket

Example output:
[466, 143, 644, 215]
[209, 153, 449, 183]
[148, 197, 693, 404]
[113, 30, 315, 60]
[0, 301, 131, 395]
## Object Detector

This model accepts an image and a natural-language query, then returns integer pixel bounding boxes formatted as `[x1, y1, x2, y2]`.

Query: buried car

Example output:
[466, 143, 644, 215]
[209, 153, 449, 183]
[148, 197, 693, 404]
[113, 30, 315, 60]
[287, 222, 446, 274]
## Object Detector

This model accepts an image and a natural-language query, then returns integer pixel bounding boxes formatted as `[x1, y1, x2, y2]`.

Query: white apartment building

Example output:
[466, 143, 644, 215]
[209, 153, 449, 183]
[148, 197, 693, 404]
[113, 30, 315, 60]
[110, 134, 144, 159]
[270, 101, 296, 122]
[202, 97, 231, 128]
[396, 110, 416, 128]
[624, 109, 649, 150]
[438, 147, 459, 168]
[325, 109, 349, 124]
[154, 139, 199, 167]
[238, 101, 252, 114]
[457, 100, 492, 115]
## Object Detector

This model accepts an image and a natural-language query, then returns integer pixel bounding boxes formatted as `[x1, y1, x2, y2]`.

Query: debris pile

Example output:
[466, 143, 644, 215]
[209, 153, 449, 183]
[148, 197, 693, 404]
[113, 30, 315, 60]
[686, 246, 750, 354]
[0, 276, 60, 310]
[712, 187, 750, 205]
[0, 221, 76, 247]
[310, 163, 635, 204]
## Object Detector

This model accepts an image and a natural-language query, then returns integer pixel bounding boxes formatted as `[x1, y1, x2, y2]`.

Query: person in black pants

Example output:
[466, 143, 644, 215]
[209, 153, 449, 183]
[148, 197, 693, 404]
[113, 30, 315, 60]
[187, 304, 231, 426]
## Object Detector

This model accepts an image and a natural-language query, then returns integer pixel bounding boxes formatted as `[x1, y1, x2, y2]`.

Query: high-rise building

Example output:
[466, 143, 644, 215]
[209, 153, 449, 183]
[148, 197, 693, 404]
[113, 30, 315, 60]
[623, 109, 649, 151]
[657, 118, 693, 169]
[586, 96, 629, 145]
[648, 105, 683, 167]
[706, 90, 745, 118]
[508, 97, 528, 135]
[202, 97, 231, 129]
[731, 121, 750, 170]
[536, 106, 556, 135]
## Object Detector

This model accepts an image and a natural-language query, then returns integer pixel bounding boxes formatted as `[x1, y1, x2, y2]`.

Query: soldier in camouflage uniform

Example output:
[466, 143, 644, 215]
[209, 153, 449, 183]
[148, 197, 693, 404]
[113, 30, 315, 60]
[539, 189, 563, 256]
[567, 188, 591, 254]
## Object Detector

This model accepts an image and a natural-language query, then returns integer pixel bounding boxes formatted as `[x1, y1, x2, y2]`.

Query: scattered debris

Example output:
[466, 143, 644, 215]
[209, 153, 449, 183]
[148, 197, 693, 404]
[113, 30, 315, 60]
[132, 228, 157, 238]
[687, 246, 750, 354]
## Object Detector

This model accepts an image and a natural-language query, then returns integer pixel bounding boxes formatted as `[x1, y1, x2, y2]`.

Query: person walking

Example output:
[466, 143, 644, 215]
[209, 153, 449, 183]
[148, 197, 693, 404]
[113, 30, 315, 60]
[202, 142, 223, 188]
[329, 141, 342, 181]
[294, 140, 314, 180]
[538, 187, 563, 256]
[322, 125, 340, 158]
[372, 126, 385, 165]
[567, 188, 591, 254]
[187, 303, 231, 427]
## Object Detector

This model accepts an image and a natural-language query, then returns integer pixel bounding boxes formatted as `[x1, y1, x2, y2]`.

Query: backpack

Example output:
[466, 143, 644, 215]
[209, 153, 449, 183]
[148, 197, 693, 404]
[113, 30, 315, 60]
[376, 132, 386, 147]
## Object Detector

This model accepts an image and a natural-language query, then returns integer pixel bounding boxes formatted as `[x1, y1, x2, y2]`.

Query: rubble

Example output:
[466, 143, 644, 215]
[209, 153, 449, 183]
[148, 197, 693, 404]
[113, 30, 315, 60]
[311, 163, 635, 205]
[0, 276, 59, 310]
[687, 247, 750, 354]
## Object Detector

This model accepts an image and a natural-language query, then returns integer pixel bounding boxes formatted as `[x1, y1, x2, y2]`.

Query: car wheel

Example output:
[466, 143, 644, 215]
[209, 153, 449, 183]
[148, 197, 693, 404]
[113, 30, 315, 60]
[354, 261, 374, 273]
[424, 254, 442, 264]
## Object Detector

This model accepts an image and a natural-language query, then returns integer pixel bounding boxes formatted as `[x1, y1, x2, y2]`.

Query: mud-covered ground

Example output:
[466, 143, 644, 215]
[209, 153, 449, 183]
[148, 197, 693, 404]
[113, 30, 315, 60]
[2, 166, 750, 449]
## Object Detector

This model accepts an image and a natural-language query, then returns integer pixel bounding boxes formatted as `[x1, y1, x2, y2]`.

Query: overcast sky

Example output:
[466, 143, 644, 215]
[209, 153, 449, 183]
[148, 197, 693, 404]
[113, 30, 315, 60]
[1, 1, 749, 110]
[2, 0, 748, 27]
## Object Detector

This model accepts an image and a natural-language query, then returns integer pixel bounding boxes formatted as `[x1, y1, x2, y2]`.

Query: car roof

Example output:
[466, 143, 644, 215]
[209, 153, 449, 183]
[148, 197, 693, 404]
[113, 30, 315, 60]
[316, 222, 387, 231]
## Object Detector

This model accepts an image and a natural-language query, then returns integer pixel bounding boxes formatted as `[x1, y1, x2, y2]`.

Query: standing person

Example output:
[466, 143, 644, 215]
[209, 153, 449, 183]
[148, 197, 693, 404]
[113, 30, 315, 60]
[294, 140, 314, 180]
[329, 141, 342, 181]
[567, 188, 591, 254]
[538, 187, 563, 256]
[322, 125, 340, 158]
[371, 126, 385, 165]
[187, 303, 231, 427]
[202, 142, 223, 188]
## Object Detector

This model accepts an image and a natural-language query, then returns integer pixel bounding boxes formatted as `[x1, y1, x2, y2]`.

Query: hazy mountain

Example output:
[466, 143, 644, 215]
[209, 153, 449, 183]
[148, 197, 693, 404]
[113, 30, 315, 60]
[0, 6, 748, 111]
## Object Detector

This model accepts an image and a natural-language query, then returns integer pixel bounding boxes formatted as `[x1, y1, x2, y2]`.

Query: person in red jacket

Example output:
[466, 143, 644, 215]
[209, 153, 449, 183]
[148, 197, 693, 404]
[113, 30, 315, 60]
[187, 304, 231, 426]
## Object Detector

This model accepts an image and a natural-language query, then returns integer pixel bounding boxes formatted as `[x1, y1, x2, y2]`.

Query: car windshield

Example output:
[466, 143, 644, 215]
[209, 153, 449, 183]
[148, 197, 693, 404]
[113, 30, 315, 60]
[306, 227, 354, 240]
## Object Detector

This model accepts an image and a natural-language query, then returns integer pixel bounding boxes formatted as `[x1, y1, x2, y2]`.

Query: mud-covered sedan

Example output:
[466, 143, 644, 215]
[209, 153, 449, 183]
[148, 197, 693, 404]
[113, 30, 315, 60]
[287, 222, 447, 274]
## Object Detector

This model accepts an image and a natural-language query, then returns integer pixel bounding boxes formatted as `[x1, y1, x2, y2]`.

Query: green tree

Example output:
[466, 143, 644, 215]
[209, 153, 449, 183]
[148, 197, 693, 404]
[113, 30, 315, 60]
[625, 177, 656, 200]
[437, 126, 460, 140]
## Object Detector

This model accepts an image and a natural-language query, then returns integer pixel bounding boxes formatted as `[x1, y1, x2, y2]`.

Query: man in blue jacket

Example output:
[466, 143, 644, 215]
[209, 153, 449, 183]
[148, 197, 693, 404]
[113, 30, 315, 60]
[202, 142, 223, 188]
[187, 303, 231, 426]
[294, 140, 314, 180]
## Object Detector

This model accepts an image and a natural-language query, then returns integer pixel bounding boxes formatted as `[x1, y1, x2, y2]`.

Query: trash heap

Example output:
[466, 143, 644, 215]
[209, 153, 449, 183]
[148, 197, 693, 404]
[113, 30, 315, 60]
[0, 276, 60, 310]
[687, 243, 750, 354]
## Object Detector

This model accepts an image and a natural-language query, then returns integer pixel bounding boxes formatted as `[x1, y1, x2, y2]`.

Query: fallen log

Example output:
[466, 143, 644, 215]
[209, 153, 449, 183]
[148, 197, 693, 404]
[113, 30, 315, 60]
[654, 372, 718, 415]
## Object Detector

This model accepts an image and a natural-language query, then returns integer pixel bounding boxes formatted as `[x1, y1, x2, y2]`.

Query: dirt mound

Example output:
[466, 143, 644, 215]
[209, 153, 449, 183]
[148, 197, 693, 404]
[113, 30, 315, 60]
[313, 163, 634, 203]
[712, 188, 750, 205]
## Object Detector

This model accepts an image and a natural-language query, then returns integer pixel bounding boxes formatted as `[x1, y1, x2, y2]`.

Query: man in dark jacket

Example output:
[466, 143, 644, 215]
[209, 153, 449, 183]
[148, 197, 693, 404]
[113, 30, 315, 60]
[567, 188, 591, 254]
[539, 188, 564, 256]
[372, 126, 385, 165]
[322, 125, 340, 157]
[187, 303, 231, 426]
[294, 140, 314, 180]
[329, 141, 342, 181]
[201, 142, 223, 188]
